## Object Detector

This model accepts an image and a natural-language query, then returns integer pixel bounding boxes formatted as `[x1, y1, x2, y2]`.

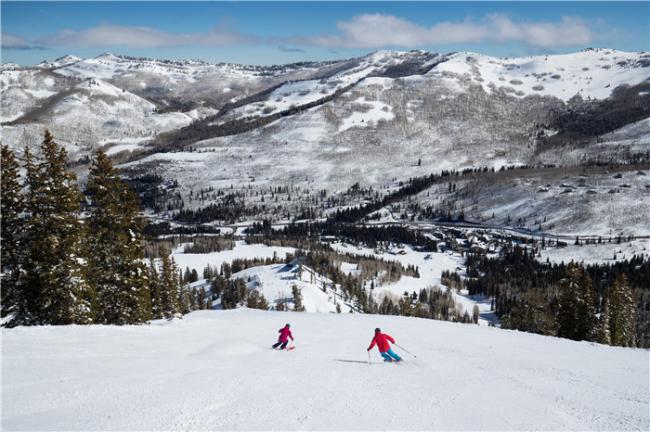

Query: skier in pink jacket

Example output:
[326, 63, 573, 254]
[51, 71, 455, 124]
[272, 323, 294, 350]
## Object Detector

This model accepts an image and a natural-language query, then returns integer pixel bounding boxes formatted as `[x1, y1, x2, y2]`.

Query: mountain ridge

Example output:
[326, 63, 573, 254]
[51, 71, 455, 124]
[1, 48, 648, 236]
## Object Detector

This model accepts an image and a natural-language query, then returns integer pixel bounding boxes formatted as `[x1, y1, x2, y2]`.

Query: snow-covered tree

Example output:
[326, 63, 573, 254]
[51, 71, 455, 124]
[1, 145, 25, 319]
[21, 131, 93, 325]
[159, 252, 181, 318]
[575, 270, 596, 341]
[85, 150, 150, 324]
[557, 267, 579, 340]
[608, 274, 637, 347]
[597, 298, 611, 345]
[292, 285, 305, 312]
[148, 259, 163, 319]
[246, 290, 269, 310]
[557, 264, 596, 341]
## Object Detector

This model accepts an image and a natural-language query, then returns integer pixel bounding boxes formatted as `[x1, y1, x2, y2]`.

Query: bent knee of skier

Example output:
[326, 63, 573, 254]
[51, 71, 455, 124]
[387, 349, 401, 361]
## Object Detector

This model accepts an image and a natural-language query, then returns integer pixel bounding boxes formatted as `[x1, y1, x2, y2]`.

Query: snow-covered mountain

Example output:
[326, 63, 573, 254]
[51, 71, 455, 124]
[37, 54, 82, 69]
[1, 49, 648, 235]
[3, 309, 648, 430]
[433, 48, 650, 101]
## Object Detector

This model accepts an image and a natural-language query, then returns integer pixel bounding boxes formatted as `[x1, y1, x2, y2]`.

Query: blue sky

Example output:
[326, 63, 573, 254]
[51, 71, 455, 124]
[2, 1, 648, 65]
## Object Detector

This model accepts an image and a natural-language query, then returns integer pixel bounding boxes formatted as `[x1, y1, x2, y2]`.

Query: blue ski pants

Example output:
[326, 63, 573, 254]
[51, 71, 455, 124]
[380, 348, 402, 362]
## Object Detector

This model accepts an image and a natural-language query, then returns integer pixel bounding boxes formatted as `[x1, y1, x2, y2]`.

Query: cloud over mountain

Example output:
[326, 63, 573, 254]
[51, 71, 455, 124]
[305, 14, 599, 48]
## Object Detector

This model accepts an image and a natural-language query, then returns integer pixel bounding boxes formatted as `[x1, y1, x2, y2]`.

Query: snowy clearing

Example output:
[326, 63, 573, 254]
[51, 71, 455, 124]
[171, 241, 295, 274]
[329, 242, 497, 324]
[538, 238, 650, 265]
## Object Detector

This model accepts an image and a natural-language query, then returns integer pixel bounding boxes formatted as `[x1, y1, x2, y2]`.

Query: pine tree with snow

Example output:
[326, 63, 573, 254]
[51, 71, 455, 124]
[183, 267, 192, 283]
[608, 274, 637, 347]
[196, 287, 208, 310]
[257, 292, 269, 310]
[472, 305, 480, 324]
[291, 285, 305, 311]
[178, 281, 193, 314]
[246, 290, 269, 310]
[85, 150, 150, 324]
[597, 297, 611, 345]
[556, 264, 598, 341]
[21, 131, 93, 325]
[159, 251, 181, 318]
[575, 270, 597, 341]
[148, 260, 163, 319]
[551, 264, 597, 341]
[557, 264, 582, 340]
[1, 145, 25, 319]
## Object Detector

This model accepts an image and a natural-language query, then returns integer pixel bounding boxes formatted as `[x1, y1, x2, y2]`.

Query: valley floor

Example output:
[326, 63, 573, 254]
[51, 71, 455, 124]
[2, 309, 648, 430]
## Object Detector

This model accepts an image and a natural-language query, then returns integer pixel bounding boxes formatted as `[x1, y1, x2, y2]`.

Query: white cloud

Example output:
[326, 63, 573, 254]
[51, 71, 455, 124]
[1, 32, 46, 50]
[21, 14, 607, 52]
[304, 14, 599, 49]
[36, 24, 257, 48]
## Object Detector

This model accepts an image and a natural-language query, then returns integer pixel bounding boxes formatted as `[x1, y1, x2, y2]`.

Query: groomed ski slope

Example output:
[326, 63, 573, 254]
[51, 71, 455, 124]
[3, 309, 648, 430]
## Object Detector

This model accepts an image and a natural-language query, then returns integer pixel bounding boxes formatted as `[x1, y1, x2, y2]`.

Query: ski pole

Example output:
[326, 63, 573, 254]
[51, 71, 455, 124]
[367, 350, 371, 365]
[394, 343, 417, 358]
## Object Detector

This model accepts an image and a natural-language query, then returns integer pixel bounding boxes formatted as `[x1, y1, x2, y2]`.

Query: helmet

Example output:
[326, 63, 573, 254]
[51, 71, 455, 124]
[375, 328, 381, 333]
[286, 323, 291, 327]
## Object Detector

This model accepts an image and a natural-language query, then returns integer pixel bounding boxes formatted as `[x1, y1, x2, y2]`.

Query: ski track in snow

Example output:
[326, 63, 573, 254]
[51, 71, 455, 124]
[2, 309, 648, 430]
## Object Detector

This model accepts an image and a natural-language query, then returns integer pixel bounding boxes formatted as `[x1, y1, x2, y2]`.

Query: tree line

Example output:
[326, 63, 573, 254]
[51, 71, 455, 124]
[247, 220, 438, 251]
[458, 245, 646, 347]
[1, 131, 208, 326]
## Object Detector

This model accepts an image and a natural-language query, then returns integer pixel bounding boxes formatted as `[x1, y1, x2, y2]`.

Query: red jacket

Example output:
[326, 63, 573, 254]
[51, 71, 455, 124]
[368, 332, 395, 353]
[278, 326, 294, 343]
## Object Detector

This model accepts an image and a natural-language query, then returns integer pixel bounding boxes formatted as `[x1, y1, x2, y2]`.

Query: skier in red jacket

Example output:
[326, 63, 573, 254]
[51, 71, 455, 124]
[272, 323, 294, 350]
[367, 328, 402, 362]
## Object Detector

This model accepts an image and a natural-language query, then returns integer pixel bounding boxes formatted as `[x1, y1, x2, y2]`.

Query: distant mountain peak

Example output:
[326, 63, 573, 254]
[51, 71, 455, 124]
[37, 54, 82, 68]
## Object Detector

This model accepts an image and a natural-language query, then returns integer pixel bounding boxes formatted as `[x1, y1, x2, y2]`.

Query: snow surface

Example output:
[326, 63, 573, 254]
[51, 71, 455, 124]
[171, 241, 295, 275]
[338, 97, 394, 132]
[233, 264, 354, 313]
[3, 309, 648, 430]
[538, 238, 650, 265]
[433, 49, 649, 101]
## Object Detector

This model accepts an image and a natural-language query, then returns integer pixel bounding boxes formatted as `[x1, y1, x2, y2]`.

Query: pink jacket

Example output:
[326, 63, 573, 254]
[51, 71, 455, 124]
[278, 326, 294, 343]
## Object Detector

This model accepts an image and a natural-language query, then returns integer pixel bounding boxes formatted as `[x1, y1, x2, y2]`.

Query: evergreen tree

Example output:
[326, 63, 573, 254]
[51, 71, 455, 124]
[257, 292, 269, 310]
[148, 260, 163, 319]
[472, 305, 480, 324]
[246, 290, 269, 310]
[556, 264, 597, 341]
[557, 265, 580, 340]
[196, 287, 208, 310]
[21, 131, 92, 325]
[159, 251, 181, 318]
[608, 274, 637, 347]
[291, 285, 305, 312]
[183, 267, 192, 283]
[85, 150, 150, 324]
[1, 145, 24, 319]
[575, 271, 597, 341]
[597, 297, 611, 345]
[178, 282, 193, 315]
